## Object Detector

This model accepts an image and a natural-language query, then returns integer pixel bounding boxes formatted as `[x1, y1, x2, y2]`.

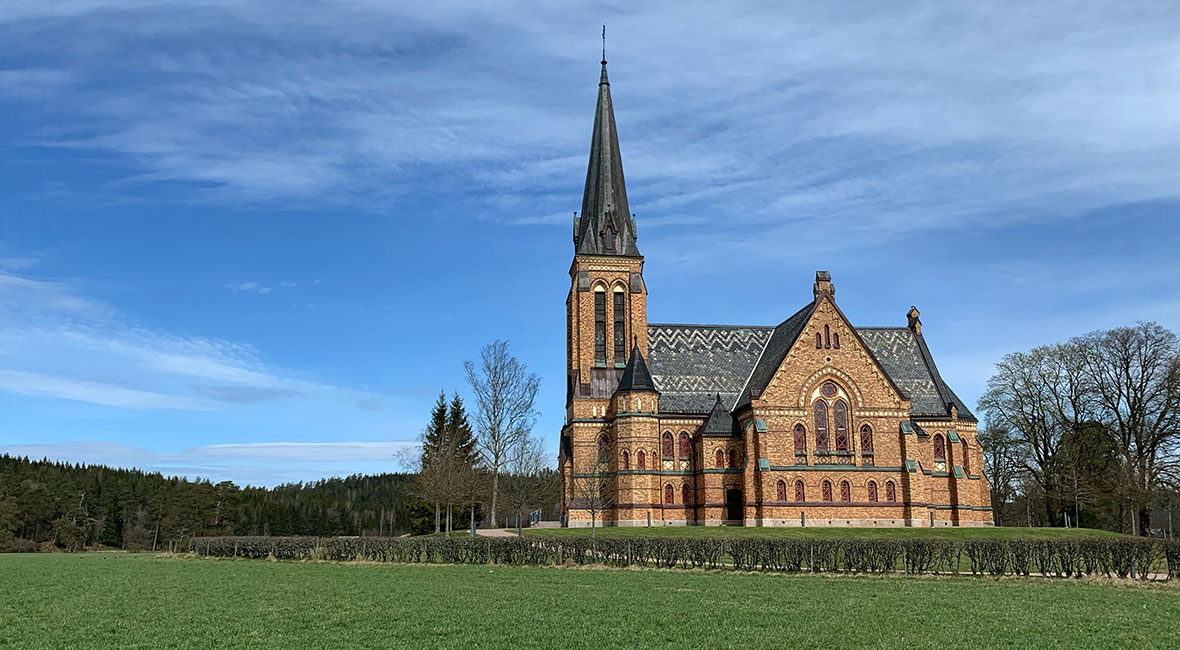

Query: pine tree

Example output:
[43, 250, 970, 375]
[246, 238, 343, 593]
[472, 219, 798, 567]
[418, 391, 450, 533]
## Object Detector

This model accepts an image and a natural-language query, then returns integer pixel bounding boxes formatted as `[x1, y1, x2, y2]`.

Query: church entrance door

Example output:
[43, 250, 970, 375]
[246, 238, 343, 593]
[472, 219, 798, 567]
[725, 489, 743, 525]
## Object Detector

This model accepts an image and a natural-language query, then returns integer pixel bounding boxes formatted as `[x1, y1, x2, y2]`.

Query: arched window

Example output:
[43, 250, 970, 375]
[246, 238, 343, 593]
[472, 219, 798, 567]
[860, 424, 873, 453]
[664, 483, 674, 505]
[776, 480, 787, 501]
[621, 450, 630, 470]
[962, 440, 970, 474]
[794, 480, 805, 502]
[885, 481, 896, 502]
[793, 424, 807, 452]
[662, 432, 674, 459]
[813, 400, 829, 451]
[678, 432, 691, 459]
[833, 400, 849, 451]
[816, 332, 823, 349]
[840, 480, 851, 502]
[933, 433, 946, 461]
[714, 448, 724, 468]
[824, 324, 831, 349]
[597, 434, 610, 463]
[612, 288, 626, 363]
[727, 449, 738, 469]
[867, 480, 878, 502]
[822, 480, 833, 502]
[682, 483, 692, 505]
[637, 450, 645, 470]
[833, 332, 840, 349]
[593, 287, 606, 365]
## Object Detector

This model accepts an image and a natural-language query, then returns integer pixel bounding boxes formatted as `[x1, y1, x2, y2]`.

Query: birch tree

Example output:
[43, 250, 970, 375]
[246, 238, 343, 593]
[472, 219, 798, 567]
[465, 340, 540, 527]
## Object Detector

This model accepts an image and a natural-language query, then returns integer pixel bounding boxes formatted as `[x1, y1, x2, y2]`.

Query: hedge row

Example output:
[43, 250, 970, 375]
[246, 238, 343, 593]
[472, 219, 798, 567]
[188, 535, 1180, 580]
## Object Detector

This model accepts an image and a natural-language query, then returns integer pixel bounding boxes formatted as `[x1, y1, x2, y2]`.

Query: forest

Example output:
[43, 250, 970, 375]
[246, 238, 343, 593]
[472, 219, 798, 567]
[0, 454, 424, 552]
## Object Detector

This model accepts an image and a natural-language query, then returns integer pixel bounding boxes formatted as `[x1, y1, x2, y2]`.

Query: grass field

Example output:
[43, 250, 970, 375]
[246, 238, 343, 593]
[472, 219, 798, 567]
[522, 525, 1125, 540]
[2, 553, 1177, 649]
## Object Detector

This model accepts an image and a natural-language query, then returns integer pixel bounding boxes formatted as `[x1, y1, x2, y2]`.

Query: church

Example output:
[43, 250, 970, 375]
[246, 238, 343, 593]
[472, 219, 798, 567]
[558, 59, 993, 527]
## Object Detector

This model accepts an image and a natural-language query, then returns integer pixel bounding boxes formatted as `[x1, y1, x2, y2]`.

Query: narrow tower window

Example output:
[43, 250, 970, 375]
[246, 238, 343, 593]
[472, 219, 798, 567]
[795, 480, 805, 502]
[934, 433, 946, 461]
[613, 288, 626, 363]
[678, 432, 691, 459]
[867, 480, 878, 502]
[727, 449, 738, 469]
[793, 424, 807, 453]
[885, 481, 896, 502]
[714, 449, 724, 468]
[824, 324, 831, 349]
[682, 483, 692, 505]
[840, 480, 851, 502]
[662, 432, 674, 459]
[816, 333, 823, 349]
[621, 450, 629, 470]
[822, 480, 833, 502]
[637, 450, 645, 470]
[777, 480, 787, 501]
[594, 287, 606, 365]
[664, 483, 674, 505]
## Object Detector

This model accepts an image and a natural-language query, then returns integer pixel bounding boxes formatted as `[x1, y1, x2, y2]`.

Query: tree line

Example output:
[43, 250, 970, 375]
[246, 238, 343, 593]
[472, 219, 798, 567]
[979, 321, 1180, 535]
[405, 340, 559, 535]
[0, 454, 424, 552]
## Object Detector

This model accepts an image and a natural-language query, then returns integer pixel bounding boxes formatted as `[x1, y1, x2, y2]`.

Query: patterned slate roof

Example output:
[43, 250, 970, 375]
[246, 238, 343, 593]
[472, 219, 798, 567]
[856, 327, 976, 421]
[646, 324, 772, 414]
[646, 316, 975, 421]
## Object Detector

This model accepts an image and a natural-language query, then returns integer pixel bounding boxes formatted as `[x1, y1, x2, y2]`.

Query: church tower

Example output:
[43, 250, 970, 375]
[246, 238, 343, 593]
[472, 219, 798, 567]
[560, 57, 651, 524]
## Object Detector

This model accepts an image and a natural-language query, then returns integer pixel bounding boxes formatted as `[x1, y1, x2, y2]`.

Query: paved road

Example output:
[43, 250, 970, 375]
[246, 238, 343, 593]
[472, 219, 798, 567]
[474, 528, 520, 538]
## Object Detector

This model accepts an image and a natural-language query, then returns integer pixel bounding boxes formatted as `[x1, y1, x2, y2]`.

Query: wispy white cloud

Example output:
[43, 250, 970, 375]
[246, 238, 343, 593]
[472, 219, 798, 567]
[0, 267, 369, 410]
[0, 1, 1175, 259]
[0, 369, 216, 410]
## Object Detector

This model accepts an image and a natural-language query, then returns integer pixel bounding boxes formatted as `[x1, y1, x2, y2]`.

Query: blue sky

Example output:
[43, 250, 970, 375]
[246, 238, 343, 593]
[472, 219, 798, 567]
[1, 1, 1178, 486]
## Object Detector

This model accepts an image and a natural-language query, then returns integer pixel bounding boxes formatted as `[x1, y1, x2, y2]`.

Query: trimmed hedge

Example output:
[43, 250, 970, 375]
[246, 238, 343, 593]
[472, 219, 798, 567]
[188, 535, 1179, 580]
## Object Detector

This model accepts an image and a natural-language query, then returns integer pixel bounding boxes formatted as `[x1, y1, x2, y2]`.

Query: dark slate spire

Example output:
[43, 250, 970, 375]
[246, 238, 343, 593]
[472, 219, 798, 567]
[574, 57, 640, 257]
[699, 394, 736, 435]
[616, 344, 657, 393]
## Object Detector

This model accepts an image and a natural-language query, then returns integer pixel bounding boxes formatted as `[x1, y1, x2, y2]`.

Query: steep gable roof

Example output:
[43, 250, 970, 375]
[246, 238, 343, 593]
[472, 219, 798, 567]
[698, 394, 738, 435]
[733, 302, 816, 409]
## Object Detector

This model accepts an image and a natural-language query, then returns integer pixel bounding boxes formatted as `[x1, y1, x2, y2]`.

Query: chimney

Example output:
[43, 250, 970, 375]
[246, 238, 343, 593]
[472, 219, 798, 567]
[907, 306, 922, 336]
[813, 270, 834, 300]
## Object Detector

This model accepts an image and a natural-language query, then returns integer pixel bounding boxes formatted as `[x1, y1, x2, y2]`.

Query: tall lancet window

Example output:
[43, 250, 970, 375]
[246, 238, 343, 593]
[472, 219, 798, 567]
[613, 288, 626, 363]
[814, 400, 829, 451]
[594, 287, 606, 365]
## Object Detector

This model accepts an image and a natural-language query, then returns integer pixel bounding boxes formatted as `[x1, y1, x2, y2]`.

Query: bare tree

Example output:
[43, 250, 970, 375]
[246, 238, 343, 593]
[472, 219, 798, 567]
[979, 345, 1080, 524]
[465, 340, 540, 527]
[1075, 322, 1180, 535]
[977, 421, 1024, 526]
[500, 433, 558, 533]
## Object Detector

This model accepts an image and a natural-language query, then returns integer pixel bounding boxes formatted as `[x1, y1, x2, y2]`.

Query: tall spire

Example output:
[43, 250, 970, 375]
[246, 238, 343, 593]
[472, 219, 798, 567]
[574, 49, 640, 257]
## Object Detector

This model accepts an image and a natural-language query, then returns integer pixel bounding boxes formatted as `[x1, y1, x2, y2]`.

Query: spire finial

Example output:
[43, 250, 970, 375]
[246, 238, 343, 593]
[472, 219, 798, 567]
[602, 24, 607, 64]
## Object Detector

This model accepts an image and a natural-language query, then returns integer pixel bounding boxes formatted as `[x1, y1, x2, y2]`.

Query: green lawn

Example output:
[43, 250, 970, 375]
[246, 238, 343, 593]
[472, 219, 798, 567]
[1, 553, 1176, 649]
[523, 525, 1125, 540]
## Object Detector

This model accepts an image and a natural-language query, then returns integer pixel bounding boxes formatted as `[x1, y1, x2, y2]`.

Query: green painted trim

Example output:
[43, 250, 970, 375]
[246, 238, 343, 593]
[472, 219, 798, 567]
[700, 468, 744, 474]
[754, 419, 767, 433]
[613, 411, 658, 418]
[904, 460, 917, 472]
[946, 429, 961, 443]
[757, 458, 769, 470]
[614, 362, 626, 368]
[568, 418, 608, 423]
[967, 474, 982, 480]
[900, 421, 914, 435]
[952, 465, 964, 478]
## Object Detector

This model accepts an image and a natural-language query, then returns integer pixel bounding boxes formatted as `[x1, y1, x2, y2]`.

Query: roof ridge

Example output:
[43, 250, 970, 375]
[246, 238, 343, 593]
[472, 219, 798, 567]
[648, 323, 773, 329]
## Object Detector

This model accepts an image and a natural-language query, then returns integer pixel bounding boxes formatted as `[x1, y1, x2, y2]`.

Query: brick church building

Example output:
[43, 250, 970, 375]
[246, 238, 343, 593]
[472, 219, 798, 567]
[558, 59, 992, 527]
